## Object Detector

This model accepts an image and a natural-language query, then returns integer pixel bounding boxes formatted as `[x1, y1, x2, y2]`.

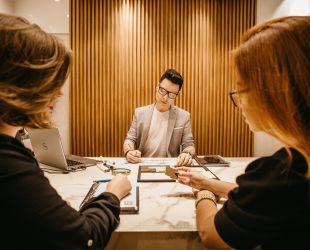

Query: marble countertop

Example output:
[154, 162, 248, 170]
[45, 157, 255, 232]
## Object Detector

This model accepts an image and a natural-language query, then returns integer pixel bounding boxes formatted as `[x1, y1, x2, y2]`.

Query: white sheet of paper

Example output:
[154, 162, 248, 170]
[189, 167, 217, 179]
[141, 158, 176, 165]
[191, 167, 205, 172]
[94, 182, 137, 209]
[140, 172, 170, 180]
[200, 170, 217, 178]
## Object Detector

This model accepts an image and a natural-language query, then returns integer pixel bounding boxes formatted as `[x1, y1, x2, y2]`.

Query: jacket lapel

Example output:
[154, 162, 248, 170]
[165, 106, 177, 156]
[139, 104, 154, 152]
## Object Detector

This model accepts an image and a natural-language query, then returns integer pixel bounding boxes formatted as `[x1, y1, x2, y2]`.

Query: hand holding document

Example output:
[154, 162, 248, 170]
[176, 166, 219, 190]
[165, 166, 179, 180]
[166, 166, 219, 182]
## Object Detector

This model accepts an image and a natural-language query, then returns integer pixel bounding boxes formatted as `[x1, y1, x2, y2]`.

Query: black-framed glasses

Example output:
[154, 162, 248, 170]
[229, 90, 240, 107]
[157, 85, 179, 99]
[229, 89, 248, 107]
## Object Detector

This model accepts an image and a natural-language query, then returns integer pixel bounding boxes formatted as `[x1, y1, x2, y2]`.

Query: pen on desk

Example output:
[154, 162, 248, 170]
[94, 179, 112, 183]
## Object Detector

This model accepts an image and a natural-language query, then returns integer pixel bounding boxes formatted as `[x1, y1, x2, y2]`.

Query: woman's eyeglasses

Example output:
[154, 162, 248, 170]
[229, 90, 240, 107]
[229, 89, 247, 107]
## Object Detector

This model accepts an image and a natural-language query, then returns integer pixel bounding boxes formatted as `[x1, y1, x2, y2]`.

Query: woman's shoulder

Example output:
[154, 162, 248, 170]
[0, 133, 37, 173]
[240, 147, 307, 182]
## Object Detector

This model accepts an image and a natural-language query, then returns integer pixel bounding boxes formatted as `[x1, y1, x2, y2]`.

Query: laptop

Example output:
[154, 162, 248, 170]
[27, 127, 100, 171]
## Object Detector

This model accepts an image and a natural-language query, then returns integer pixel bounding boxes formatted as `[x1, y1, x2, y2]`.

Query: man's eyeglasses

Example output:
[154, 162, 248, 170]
[158, 85, 179, 99]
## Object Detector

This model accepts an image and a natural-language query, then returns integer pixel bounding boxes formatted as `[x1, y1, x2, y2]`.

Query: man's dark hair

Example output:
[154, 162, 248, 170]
[159, 69, 183, 90]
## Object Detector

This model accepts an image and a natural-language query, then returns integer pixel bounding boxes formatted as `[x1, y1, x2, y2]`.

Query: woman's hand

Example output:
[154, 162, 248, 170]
[178, 167, 238, 199]
[177, 167, 208, 190]
[106, 175, 132, 200]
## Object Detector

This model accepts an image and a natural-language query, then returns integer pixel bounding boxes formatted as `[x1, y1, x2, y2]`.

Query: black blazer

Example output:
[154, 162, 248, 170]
[214, 148, 310, 249]
[0, 133, 120, 250]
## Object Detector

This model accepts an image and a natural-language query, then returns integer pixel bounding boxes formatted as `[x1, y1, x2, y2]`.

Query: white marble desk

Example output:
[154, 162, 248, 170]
[45, 157, 256, 250]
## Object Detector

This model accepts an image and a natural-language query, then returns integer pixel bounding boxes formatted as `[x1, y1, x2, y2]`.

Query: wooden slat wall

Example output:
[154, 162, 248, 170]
[70, 0, 256, 157]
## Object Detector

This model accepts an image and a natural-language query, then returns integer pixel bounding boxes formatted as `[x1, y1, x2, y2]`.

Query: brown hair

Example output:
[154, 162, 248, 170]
[234, 16, 310, 176]
[160, 69, 184, 90]
[0, 13, 72, 128]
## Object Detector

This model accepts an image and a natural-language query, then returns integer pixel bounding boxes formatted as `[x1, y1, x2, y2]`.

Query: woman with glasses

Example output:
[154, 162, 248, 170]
[178, 16, 310, 249]
[123, 68, 195, 166]
[0, 14, 131, 250]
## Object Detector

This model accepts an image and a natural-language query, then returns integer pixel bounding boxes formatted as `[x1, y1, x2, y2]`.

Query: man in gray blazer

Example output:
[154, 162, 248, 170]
[123, 69, 195, 166]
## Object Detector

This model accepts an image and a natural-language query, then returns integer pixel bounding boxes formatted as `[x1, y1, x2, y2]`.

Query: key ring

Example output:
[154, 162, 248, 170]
[99, 160, 131, 175]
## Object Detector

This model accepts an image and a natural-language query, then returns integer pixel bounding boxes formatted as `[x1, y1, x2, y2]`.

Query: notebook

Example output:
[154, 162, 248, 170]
[80, 181, 139, 214]
[27, 127, 100, 171]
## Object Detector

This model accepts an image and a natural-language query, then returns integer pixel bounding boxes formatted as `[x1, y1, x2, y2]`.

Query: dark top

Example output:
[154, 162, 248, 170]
[0, 133, 120, 250]
[215, 148, 310, 250]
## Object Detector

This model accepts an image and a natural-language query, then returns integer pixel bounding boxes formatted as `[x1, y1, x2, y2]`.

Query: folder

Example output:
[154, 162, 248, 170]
[80, 181, 139, 214]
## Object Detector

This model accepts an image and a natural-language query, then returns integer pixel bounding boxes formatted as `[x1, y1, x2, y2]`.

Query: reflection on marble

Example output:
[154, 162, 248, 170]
[44, 157, 254, 250]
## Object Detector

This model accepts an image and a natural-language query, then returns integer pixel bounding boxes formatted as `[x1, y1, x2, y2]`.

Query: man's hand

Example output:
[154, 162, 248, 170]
[176, 152, 192, 166]
[126, 150, 142, 163]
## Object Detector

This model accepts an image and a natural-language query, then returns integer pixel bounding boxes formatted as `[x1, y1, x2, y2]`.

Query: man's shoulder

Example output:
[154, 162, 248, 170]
[172, 106, 190, 116]
[135, 104, 154, 113]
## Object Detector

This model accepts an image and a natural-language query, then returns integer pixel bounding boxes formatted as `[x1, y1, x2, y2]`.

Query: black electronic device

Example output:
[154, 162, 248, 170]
[194, 155, 229, 167]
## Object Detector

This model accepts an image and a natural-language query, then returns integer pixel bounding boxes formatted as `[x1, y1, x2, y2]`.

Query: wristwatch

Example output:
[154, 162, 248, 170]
[195, 192, 217, 208]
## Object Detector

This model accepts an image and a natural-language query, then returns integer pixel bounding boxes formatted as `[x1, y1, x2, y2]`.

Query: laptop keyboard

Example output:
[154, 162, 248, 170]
[66, 159, 83, 167]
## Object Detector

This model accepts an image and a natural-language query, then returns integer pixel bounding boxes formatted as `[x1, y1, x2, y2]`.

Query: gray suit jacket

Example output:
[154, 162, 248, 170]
[124, 104, 195, 157]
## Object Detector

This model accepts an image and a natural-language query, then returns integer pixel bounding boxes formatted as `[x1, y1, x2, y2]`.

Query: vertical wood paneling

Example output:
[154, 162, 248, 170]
[70, 0, 256, 157]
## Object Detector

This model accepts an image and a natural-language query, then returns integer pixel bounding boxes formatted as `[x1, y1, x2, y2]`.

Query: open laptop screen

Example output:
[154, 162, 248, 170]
[27, 127, 99, 170]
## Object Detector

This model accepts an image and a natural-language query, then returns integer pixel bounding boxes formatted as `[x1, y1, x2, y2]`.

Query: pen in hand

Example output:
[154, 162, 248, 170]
[94, 179, 111, 183]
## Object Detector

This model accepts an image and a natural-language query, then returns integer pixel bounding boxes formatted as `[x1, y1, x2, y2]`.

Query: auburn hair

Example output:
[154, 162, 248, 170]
[0, 13, 72, 128]
[234, 16, 310, 177]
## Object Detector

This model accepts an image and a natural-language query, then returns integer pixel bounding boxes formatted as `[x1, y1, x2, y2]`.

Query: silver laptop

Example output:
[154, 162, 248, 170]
[27, 127, 99, 171]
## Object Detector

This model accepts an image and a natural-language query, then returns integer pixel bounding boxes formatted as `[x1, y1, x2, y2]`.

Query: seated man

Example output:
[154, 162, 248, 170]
[123, 69, 195, 166]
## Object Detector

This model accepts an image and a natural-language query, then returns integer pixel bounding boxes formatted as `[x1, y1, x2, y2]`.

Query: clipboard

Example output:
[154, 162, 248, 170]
[80, 181, 139, 214]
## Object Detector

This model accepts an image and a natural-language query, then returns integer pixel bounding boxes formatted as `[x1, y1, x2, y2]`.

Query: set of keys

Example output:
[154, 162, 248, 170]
[98, 159, 131, 175]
